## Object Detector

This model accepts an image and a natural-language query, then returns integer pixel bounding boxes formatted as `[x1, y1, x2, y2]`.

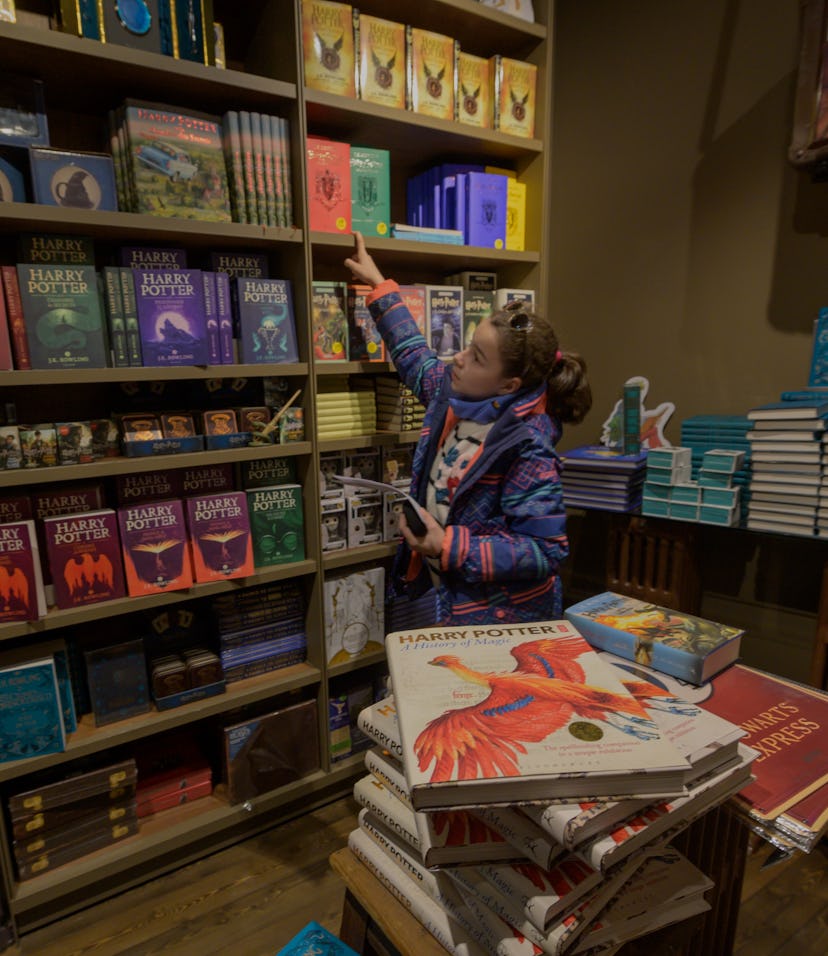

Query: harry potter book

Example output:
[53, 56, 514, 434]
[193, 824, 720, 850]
[133, 267, 209, 366]
[311, 280, 349, 359]
[463, 172, 508, 249]
[0, 658, 65, 764]
[233, 277, 299, 364]
[350, 146, 390, 238]
[0, 265, 31, 369]
[102, 265, 129, 367]
[358, 14, 405, 109]
[19, 233, 95, 265]
[120, 246, 188, 270]
[0, 519, 46, 622]
[506, 178, 527, 251]
[240, 456, 297, 489]
[324, 567, 385, 665]
[462, 290, 494, 347]
[456, 51, 492, 129]
[406, 26, 458, 121]
[117, 498, 193, 596]
[347, 283, 384, 361]
[209, 251, 268, 279]
[425, 285, 463, 358]
[397, 284, 427, 337]
[246, 483, 305, 567]
[302, 0, 357, 98]
[16, 263, 108, 369]
[185, 491, 254, 583]
[306, 136, 351, 234]
[491, 55, 538, 139]
[43, 509, 126, 609]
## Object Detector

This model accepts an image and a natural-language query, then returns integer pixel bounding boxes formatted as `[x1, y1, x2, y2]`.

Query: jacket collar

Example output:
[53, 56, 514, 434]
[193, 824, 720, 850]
[448, 382, 547, 424]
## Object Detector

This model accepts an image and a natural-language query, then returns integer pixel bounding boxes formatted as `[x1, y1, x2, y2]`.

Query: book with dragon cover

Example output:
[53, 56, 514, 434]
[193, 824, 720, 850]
[117, 498, 193, 596]
[233, 276, 298, 364]
[302, 0, 357, 98]
[43, 509, 126, 609]
[185, 491, 253, 583]
[386, 619, 691, 811]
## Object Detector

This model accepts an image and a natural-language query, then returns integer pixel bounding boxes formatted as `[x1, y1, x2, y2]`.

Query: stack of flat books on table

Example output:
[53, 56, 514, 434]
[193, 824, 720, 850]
[350, 620, 756, 956]
[559, 446, 648, 513]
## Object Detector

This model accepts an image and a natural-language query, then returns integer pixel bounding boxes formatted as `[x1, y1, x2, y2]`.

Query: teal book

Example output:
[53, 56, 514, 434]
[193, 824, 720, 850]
[246, 484, 305, 567]
[350, 145, 391, 238]
[102, 265, 129, 367]
[275, 922, 358, 956]
[0, 658, 65, 764]
[807, 307, 828, 387]
[16, 263, 108, 369]
[234, 277, 298, 364]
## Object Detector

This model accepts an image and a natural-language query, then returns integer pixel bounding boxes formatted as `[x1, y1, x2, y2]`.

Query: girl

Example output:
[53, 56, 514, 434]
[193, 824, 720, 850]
[345, 233, 592, 624]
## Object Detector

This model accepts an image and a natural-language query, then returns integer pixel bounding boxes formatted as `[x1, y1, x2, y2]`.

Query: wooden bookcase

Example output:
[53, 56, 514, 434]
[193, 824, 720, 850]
[0, 0, 553, 936]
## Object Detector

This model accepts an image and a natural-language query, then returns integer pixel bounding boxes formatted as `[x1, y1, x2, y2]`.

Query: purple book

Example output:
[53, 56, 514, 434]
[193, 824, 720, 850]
[214, 269, 234, 363]
[202, 271, 221, 364]
[185, 491, 254, 583]
[0, 519, 46, 621]
[464, 171, 508, 248]
[233, 277, 298, 364]
[180, 464, 235, 497]
[120, 247, 188, 269]
[43, 509, 126, 609]
[132, 268, 209, 367]
[117, 499, 193, 596]
[209, 251, 269, 278]
[115, 470, 184, 506]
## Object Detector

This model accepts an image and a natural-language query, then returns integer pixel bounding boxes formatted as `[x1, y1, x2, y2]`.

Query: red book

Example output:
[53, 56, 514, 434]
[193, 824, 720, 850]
[0, 270, 13, 369]
[0, 520, 47, 622]
[117, 499, 193, 596]
[397, 284, 427, 337]
[0, 494, 32, 523]
[43, 509, 126, 609]
[185, 491, 254, 583]
[1, 265, 31, 369]
[306, 136, 351, 234]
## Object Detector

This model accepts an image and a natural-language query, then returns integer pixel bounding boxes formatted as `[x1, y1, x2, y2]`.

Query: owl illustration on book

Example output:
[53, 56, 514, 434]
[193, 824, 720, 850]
[198, 528, 248, 574]
[423, 60, 446, 99]
[371, 47, 396, 89]
[414, 636, 659, 783]
[0, 565, 29, 614]
[510, 87, 530, 123]
[313, 32, 343, 71]
[461, 83, 481, 117]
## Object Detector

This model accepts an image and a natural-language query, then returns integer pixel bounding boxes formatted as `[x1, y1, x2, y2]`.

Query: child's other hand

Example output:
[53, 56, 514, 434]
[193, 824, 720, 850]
[399, 508, 445, 558]
[344, 232, 386, 288]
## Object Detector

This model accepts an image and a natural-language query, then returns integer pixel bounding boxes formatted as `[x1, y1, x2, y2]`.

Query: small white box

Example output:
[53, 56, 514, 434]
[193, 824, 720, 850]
[347, 492, 383, 547]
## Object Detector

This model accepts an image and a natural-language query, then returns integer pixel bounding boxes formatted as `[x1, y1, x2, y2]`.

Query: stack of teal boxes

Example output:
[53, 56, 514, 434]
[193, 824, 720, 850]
[642, 447, 744, 526]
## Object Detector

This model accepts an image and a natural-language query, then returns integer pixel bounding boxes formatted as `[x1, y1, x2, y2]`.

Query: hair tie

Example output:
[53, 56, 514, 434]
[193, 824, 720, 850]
[555, 349, 562, 364]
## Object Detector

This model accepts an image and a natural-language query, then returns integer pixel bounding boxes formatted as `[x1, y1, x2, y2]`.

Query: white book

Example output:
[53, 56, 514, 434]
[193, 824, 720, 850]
[472, 803, 566, 871]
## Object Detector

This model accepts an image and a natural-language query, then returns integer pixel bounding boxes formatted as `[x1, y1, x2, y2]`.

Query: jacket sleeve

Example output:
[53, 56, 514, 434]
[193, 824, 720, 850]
[368, 280, 447, 407]
[439, 436, 569, 584]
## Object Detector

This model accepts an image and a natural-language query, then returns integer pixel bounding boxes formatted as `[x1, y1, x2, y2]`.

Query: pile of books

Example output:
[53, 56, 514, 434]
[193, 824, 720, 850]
[316, 380, 377, 439]
[374, 375, 425, 433]
[350, 620, 756, 955]
[560, 445, 648, 512]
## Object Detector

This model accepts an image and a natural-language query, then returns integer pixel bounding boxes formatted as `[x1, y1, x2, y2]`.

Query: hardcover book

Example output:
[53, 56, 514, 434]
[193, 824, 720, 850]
[117, 499, 193, 596]
[506, 178, 527, 251]
[0, 658, 65, 764]
[246, 483, 305, 567]
[302, 0, 357, 97]
[456, 51, 492, 129]
[16, 263, 108, 369]
[132, 267, 209, 366]
[115, 470, 181, 505]
[306, 136, 352, 233]
[201, 270, 220, 364]
[311, 280, 349, 360]
[214, 268, 234, 363]
[358, 14, 405, 109]
[0, 519, 46, 622]
[102, 265, 129, 367]
[1, 264, 31, 369]
[350, 146, 390, 238]
[491, 55, 538, 139]
[185, 491, 254, 582]
[386, 619, 690, 810]
[241, 456, 297, 489]
[234, 277, 299, 364]
[84, 639, 150, 726]
[406, 26, 457, 121]
[564, 591, 744, 685]
[0, 269, 12, 370]
[808, 306, 828, 386]
[425, 285, 463, 358]
[276, 921, 359, 956]
[43, 509, 126, 609]
[463, 172, 508, 248]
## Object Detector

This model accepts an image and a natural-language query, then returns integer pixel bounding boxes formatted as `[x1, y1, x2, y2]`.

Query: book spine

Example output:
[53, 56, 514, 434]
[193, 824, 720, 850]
[353, 775, 420, 850]
[622, 383, 641, 454]
[474, 804, 564, 871]
[102, 266, 129, 367]
[1, 266, 32, 369]
[222, 111, 248, 225]
[491, 54, 502, 130]
[213, 269, 234, 364]
[356, 704, 403, 758]
[250, 111, 267, 226]
[238, 110, 258, 224]
[270, 114, 286, 228]
[260, 113, 277, 227]
[118, 267, 143, 366]
[221, 648, 305, 683]
[0, 271, 13, 370]
[278, 117, 293, 228]
[202, 272, 221, 364]
[363, 748, 412, 808]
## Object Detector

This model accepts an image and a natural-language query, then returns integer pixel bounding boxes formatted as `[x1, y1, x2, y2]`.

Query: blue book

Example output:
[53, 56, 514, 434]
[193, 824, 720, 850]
[0, 658, 65, 764]
[808, 307, 828, 386]
[215, 270, 234, 363]
[747, 399, 828, 420]
[440, 163, 485, 231]
[464, 171, 508, 248]
[133, 268, 209, 367]
[561, 445, 648, 471]
[234, 277, 298, 364]
[275, 922, 359, 956]
[202, 271, 221, 364]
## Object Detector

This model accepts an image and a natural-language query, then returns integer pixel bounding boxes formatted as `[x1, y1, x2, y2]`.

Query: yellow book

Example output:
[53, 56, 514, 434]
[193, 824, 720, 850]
[456, 51, 492, 129]
[358, 14, 406, 110]
[506, 179, 527, 251]
[491, 55, 538, 139]
[302, 0, 357, 98]
[406, 26, 457, 121]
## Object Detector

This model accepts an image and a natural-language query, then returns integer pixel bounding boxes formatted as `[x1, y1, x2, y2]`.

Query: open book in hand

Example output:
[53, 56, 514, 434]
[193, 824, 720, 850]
[333, 475, 429, 535]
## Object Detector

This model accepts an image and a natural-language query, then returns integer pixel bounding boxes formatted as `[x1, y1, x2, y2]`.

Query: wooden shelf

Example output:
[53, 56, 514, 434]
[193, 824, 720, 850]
[315, 361, 395, 376]
[317, 432, 420, 452]
[322, 542, 398, 571]
[328, 649, 388, 678]
[0, 363, 309, 387]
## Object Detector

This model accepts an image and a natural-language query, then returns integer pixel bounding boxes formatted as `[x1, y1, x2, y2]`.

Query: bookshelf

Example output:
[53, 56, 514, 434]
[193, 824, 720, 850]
[0, 0, 553, 936]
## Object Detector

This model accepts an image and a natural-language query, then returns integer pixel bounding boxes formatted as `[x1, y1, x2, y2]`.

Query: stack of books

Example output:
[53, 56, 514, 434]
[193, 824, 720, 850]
[560, 445, 648, 512]
[745, 397, 828, 536]
[349, 620, 755, 955]
[642, 447, 745, 527]
[680, 415, 752, 523]
[374, 375, 425, 433]
[316, 379, 377, 439]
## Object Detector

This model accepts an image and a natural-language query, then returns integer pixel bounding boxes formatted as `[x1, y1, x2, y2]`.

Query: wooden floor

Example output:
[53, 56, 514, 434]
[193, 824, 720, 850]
[8, 794, 828, 956]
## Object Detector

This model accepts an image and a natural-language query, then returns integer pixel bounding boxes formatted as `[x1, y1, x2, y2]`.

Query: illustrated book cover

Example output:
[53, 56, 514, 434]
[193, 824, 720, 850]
[311, 280, 349, 360]
[490, 55, 538, 139]
[185, 491, 254, 583]
[233, 276, 298, 364]
[357, 14, 405, 109]
[0, 658, 65, 764]
[117, 498, 193, 596]
[275, 921, 359, 956]
[324, 567, 385, 665]
[28, 147, 117, 211]
[132, 267, 209, 366]
[564, 591, 744, 685]
[302, 0, 357, 98]
[456, 51, 492, 129]
[0, 519, 46, 622]
[406, 26, 457, 121]
[808, 306, 828, 386]
[386, 619, 690, 811]
[246, 483, 305, 567]
[347, 283, 384, 361]
[306, 136, 352, 233]
[463, 171, 508, 248]
[43, 508, 126, 609]
[425, 285, 463, 359]
[350, 146, 390, 238]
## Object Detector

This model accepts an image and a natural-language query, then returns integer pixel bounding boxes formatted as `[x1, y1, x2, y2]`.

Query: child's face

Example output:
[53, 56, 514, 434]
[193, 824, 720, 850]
[451, 317, 517, 400]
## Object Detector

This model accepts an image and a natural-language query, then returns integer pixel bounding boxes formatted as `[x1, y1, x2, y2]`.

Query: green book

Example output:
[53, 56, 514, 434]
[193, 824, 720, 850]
[247, 484, 305, 567]
[118, 267, 143, 366]
[102, 266, 129, 367]
[18, 233, 95, 265]
[350, 146, 390, 238]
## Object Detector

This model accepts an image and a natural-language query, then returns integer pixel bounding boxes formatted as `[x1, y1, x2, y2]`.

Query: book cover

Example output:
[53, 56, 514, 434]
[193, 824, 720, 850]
[406, 26, 457, 121]
[115, 470, 181, 505]
[0, 494, 32, 522]
[324, 567, 385, 665]
[386, 619, 690, 811]
[185, 491, 254, 582]
[19, 233, 95, 265]
[133, 267, 209, 366]
[234, 277, 299, 364]
[1, 264, 31, 368]
[85, 639, 150, 726]
[358, 14, 405, 109]
[491, 55, 538, 139]
[43, 509, 126, 609]
[0, 658, 65, 764]
[209, 251, 269, 279]
[312, 280, 349, 360]
[347, 283, 384, 361]
[462, 290, 494, 348]
[117, 499, 193, 595]
[28, 147, 118, 211]
[302, 0, 357, 97]
[808, 307, 828, 386]
[506, 178, 527, 252]
[214, 268, 234, 363]
[0, 519, 46, 622]
[425, 285, 463, 359]
[464, 172, 508, 248]
[397, 284, 427, 337]
[16, 263, 108, 369]
[246, 484, 305, 566]
[564, 591, 744, 685]
[350, 146, 390, 238]
[456, 51, 492, 129]
[276, 921, 359, 956]
[221, 110, 247, 224]
[306, 136, 352, 233]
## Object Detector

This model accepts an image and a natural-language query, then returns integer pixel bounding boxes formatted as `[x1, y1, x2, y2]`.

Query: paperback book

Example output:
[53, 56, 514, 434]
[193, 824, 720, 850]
[43, 509, 126, 609]
[132, 267, 209, 366]
[490, 55, 538, 139]
[302, 0, 357, 97]
[0, 658, 65, 764]
[358, 14, 406, 109]
[456, 51, 492, 129]
[117, 499, 193, 596]
[406, 26, 457, 121]
[246, 484, 305, 566]
[234, 277, 298, 364]
[425, 285, 463, 358]
[0, 519, 47, 622]
[185, 491, 254, 582]
[350, 146, 390, 238]
[312, 280, 349, 360]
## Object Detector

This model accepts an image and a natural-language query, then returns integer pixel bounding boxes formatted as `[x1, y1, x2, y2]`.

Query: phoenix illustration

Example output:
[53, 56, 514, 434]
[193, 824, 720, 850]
[414, 637, 659, 783]
[0, 565, 30, 612]
[63, 553, 114, 596]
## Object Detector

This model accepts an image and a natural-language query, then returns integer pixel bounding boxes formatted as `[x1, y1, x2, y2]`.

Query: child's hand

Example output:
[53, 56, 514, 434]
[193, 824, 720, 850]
[399, 508, 445, 558]
[344, 232, 386, 288]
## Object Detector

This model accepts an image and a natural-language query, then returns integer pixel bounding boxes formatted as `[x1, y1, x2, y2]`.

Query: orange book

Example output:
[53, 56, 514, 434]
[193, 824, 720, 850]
[358, 14, 406, 109]
[185, 491, 254, 584]
[306, 136, 352, 233]
[456, 51, 492, 130]
[302, 0, 357, 98]
[406, 26, 457, 121]
[491, 55, 538, 139]
[0, 265, 31, 369]
[118, 499, 193, 597]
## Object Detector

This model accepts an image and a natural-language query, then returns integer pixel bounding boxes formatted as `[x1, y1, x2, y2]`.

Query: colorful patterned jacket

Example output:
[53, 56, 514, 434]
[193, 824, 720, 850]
[368, 281, 569, 625]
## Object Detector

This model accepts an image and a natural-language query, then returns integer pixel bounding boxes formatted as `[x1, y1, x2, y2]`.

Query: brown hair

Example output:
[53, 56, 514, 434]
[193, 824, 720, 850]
[490, 305, 593, 425]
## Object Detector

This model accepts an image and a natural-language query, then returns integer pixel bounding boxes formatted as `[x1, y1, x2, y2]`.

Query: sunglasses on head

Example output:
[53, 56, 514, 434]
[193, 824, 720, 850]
[505, 299, 534, 333]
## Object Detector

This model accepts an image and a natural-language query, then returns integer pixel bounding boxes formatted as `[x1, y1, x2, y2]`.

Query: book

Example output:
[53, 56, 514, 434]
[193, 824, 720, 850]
[210, 251, 269, 279]
[347, 283, 384, 361]
[808, 306, 828, 386]
[246, 484, 305, 566]
[214, 269, 234, 363]
[406, 26, 457, 121]
[120, 246, 188, 269]
[564, 591, 744, 685]
[386, 619, 690, 811]
[43, 509, 126, 609]
[312, 280, 349, 359]
[185, 491, 254, 583]
[398, 284, 427, 336]
[747, 399, 828, 420]
[0, 519, 46, 622]
[234, 277, 298, 364]
[356, 698, 405, 761]
[276, 921, 359, 956]
[463, 172, 508, 249]
[0, 269, 12, 369]
[201, 271, 220, 364]
[118, 267, 143, 366]
[505, 178, 527, 251]
[16, 263, 108, 369]
[456, 52, 492, 129]
[85, 638, 150, 726]
[101, 265, 129, 367]
[132, 267, 209, 366]
[306, 136, 352, 233]
[350, 146, 390, 238]
[222, 110, 247, 223]
[117, 499, 193, 596]
[324, 567, 385, 664]
[491, 55, 538, 139]
[0, 658, 65, 764]
[18, 233, 95, 265]
[425, 285, 463, 358]
[358, 14, 406, 109]
[302, 0, 357, 97]
[28, 146, 117, 211]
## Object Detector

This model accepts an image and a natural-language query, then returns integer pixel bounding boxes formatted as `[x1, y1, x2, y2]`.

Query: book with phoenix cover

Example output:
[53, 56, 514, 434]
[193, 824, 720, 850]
[117, 499, 193, 596]
[0, 519, 46, 622]
[385, 619, 690, 810]
[43, 509, 126, 609]
[185, 491, 253, 583]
